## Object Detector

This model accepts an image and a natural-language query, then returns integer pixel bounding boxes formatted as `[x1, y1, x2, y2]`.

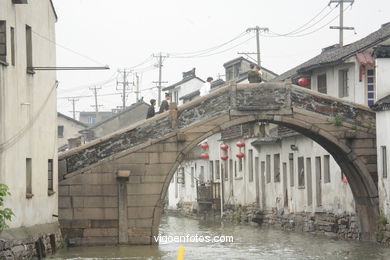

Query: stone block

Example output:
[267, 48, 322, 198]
[160, 152, 178, 163]
[59, 185, 69, 196]
[71, 219, 91, 229]
[115, 164, 146, 176]
[80, 196, 118, 208]
[59, 208, 73, 220]
[141, 176, 167, 183]
[128, 176, 141, 184]
[128, 227, 152, 237]
[82, 185, 118, 196]
[142, 143, 164, 153]
[163, 142, 178, 152]
[59, 197, 71, 209]
[116, 153, 149, 164]
[59, 219, 72, 229]
[75, 237, 119, 246]
[73, 208, 118, 220]
[91, 220, 118, 228]
[128, 236, 151, 245]
[145, 164, 174, 176]
[127, 183, 163, 195]
[69, 185, 84, 195]
[135, 218, 153, 228]
[127, 207, 155, 219]
[84, 228, 118, 237]
[62, 228, 83, 238]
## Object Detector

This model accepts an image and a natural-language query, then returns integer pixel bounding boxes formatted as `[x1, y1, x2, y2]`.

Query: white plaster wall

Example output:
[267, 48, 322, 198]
[376, 59, 390, 100]
[0, 1, 58, 228]
[173, 78, 204, 105]
[168, 132, 355, 215]
[377, 111, 390, 219]
[57, 116, 85, 148]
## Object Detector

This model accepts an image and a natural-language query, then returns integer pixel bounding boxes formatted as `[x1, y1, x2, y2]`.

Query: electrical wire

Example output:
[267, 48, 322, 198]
[169, 31, 248, 57]
[171, 35, 256, 59]
[31, 30, 107, 66]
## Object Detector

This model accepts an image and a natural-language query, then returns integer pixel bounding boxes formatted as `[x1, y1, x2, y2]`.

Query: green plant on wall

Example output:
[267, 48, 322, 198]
[334, 114, 343, 126]
[0, 184, 14, 231]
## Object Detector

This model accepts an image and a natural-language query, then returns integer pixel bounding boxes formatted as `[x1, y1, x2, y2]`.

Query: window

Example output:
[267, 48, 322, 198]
[224, 160, 228, 180]
[239, 157, 243, 172]
[26, 158, 32, 197]
[324, 155, 330, 183]
[229, 159, 233, 180]
[26, 25, 33, 73]
[199, 166, 204, 183]
[382, 146, 387, 179]
[367, 68, 376, 107]
[0, 21, 6, 64]
[234, 160, 237, 178]
[209, 161, 214, 180]
[289, 153, 294, 187]
[226, 68, 233, 81]
[88, 116, 96, 125]
[317, 74, 327, 93]
[191, 167, 194, 187]
[174, 91, 179, 103]
[10, 27, 15, 66]
[215, 160, 220, 180]
[58, 125, 64, 138]
[248, 149, 253, 182]
[48, 159, 54, 193]
[266, 155, 271, 183]
[339, 70, 348, 98]
[298, 156, 305, 187]
[274, 154, 280, 182]
[306, 157, 312, 206]
[177, 167, 185, 184]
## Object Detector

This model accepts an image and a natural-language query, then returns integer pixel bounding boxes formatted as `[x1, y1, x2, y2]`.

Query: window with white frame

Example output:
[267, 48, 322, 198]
[367, 68, 376, 107]
[338, 69, 349, 98]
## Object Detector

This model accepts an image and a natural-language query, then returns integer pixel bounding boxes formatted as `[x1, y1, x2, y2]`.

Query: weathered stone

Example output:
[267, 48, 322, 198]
[84, 228, 118, 237]
[127, 207, 154, 219]
[127, 195, 160, 207]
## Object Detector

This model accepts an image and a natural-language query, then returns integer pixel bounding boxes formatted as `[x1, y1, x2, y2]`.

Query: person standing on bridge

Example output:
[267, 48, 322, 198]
[248, 64, 262, 83]
[146, 99, 156, 119]
[159, 93, 170, 113]
[199, 77, 213, 97]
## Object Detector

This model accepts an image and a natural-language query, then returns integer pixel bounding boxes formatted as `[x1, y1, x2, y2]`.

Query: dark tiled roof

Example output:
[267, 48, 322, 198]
[162, 76, 205, 91]
[179, 90, 200, 100]
[58, 112, 88, 128]
[371, 94, 390, 111]
[272, 22, 390, 82]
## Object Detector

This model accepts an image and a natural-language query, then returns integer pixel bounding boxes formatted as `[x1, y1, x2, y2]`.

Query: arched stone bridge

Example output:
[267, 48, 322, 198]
[58, 82, 378, 245]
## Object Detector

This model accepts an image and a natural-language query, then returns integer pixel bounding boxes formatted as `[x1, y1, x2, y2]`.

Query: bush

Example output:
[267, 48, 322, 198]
[0, 184, 14, 231]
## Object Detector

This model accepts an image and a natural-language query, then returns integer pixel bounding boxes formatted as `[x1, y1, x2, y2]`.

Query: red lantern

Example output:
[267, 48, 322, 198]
[220, 154, 228, 161]
[200, 143, 209, 149]
[342, 174, 348, 184]
[201, 153, 209, 159]
[236, 141, 245, 148]
[220, 144, 229, 150]
[236, 152, 245, 158]
[298, 77, 310, 87]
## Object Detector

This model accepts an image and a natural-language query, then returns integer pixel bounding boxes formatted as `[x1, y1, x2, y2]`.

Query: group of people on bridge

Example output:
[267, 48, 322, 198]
[146, 64, 262, 119]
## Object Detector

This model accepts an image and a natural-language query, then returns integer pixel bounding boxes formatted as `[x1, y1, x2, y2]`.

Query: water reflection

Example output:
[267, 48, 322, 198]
[51, 215, 390, 260]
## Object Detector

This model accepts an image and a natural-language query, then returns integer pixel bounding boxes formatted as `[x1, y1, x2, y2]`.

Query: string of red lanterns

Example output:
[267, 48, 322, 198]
[200, 142, 209, 159]
[236, 141, 245, 158]
[220, 144, 229, 160]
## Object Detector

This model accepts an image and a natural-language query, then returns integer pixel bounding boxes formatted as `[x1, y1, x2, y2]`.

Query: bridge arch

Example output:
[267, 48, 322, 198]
[58, 83, 378, 245]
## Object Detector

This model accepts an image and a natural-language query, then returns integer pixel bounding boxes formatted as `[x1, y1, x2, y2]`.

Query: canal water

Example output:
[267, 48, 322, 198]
[51, 215, 390, 260]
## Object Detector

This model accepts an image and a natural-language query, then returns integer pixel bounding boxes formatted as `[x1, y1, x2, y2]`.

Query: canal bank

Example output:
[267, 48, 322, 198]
[51, 215, 390, 259]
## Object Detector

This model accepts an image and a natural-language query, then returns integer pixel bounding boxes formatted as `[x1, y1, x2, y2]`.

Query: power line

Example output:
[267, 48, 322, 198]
[116, 69, 133, 110]
[31, 30, 107, 66]
[329, 0, 355, 46]
[68, 98, 79, 119]
[153, 53, 169, 106]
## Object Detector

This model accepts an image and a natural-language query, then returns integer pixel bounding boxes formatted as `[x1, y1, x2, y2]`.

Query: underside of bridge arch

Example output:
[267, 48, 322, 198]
[58, 83, 378, 245]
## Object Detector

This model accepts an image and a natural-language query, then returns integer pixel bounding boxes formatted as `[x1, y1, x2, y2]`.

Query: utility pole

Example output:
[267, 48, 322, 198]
[67, 98, 79, 119]
[329, 0, 354, 47]
[117, 69, 132, 110]
[153, 53, 169, 106]
[135, 73, 140, 102]
[89, 86, 102, 123]
[246, 26, 269, 68]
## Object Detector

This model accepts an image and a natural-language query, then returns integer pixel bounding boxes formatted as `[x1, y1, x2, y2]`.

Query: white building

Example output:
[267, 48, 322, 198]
[57, 112, 87, 152]
[162, 68, 205, 105]
[168, 23, 390, 224]
[0, 0, 59, 234]
[372, 45, 390, 220]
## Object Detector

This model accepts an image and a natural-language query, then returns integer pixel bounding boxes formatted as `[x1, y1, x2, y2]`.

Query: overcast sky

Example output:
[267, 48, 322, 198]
[53, 0, 390, 118]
